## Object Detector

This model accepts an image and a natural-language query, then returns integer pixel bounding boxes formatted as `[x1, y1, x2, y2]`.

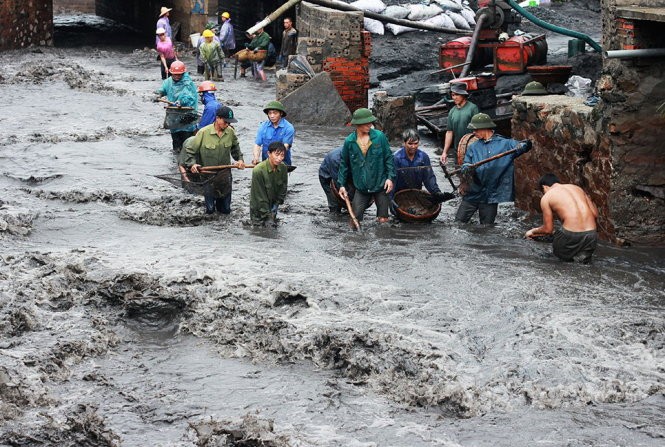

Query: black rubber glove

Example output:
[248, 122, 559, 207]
[520, 139, 533, 152]
[428, 192, 455, 204]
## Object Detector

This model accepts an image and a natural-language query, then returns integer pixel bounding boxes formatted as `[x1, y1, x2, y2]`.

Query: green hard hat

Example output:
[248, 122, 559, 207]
[467, 113, 496, 130]
[522, 81, 548, 96]
[263, 100, 287, 116]
[350, 108, 377, 125]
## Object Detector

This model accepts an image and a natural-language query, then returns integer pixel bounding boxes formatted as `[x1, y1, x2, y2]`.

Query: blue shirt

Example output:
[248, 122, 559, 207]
[393, 147, 440, 194]
[319, 147, 343, 180]
[255, 118, 295, 165]
[462, 133, 528, 203]
[198, 91, 221, 129]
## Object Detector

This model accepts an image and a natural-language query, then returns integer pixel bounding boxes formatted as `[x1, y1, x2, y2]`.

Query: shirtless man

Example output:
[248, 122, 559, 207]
[525, 173, 599, 263]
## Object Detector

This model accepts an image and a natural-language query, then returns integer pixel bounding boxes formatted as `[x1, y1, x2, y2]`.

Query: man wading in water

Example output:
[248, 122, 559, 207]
[337, 108, 395, 223]
[525, 173, 599, 263]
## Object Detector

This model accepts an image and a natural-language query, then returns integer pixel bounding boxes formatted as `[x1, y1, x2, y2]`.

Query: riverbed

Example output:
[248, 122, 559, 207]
[0, 37, 663, 446]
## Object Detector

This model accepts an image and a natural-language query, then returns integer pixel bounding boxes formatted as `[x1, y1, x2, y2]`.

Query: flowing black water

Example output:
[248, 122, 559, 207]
[0, 32, 663, 446]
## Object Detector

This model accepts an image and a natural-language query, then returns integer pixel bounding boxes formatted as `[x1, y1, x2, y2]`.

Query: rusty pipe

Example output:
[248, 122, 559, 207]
[460, 13, 488, 78]
[246, 0, 304, 36]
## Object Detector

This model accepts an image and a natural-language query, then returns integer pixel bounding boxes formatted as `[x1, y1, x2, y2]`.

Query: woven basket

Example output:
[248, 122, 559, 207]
[233, 49, 251, 62]
[394, 189, 441, 223]
[249, 49, 267, 62]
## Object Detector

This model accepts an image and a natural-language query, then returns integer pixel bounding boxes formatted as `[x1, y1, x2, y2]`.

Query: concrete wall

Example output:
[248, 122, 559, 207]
[0, 0, 53, 50]
[53, 0, 95, 14]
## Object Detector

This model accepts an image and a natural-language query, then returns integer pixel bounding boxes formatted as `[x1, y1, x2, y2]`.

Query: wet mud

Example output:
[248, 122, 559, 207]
[0, 8, 663, 446]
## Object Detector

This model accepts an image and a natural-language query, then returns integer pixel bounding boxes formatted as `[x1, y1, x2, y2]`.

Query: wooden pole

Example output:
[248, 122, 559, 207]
[343, 195, 361, 231]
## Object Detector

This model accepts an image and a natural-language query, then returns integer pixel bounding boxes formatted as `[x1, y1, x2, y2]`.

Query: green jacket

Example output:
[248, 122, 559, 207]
[183, 124, 244, 167]
[248, 31, 270, 51]
[250, 160, 288, 222]
[337, 128, 396, 194]
[199, 40, 224, 65]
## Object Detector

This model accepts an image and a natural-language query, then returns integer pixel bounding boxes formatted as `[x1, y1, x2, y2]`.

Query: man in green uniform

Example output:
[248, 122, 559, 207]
[182, 106, 245, 214]
[438, 82, 479, 160]
[250, 142, 289, 224]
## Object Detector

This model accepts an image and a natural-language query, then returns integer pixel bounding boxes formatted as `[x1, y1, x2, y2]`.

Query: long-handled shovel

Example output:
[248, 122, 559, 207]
[199, 164, 297, 173]
[440, 148, 519, 187]
[343, 195, 361, 231]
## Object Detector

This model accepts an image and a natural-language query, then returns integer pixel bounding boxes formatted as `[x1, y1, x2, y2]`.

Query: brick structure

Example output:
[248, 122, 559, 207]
[513, 1, 665, 245]
[277, 2, 370, 114]
[0, 0, 53, 50]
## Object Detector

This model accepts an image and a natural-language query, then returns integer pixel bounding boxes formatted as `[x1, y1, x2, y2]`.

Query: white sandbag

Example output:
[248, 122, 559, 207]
[433, 0, 463, 12]
[363, 17, 385, 35]
[382, 5, 410, 19]
[446, 10, 471, 29]
[460, 8, 476, 27]
[351, 0, 387, 13]
[423, 13, 456, 30]
[385, 23, 417, 36]
[407, 4, 443, 21]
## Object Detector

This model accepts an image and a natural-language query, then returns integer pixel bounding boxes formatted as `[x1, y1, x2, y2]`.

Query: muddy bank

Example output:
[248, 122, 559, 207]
[0, 37, 663, 446]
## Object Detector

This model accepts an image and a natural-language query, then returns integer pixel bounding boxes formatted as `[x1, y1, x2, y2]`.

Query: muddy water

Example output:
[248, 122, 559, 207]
[0, 43, 664, 446]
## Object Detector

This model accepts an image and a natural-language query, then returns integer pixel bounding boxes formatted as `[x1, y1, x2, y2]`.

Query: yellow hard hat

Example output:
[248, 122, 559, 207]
[221, 11, 230, 19]
[202, 29, 215, 38]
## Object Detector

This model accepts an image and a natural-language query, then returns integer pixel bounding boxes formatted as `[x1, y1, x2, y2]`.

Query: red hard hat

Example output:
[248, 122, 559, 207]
[169, 61, 186, 75]
[197, 81, 217, 92]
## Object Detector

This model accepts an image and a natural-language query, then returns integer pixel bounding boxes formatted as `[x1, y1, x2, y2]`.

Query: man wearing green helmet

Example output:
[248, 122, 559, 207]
[252, 100, 295, 166]
[337, 108, 396, 224]
[455, 113, 532, 225]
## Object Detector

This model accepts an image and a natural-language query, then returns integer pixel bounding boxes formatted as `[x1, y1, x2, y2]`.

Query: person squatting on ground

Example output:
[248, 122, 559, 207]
[525, 173, 599, 263]
[278, 17, 298, 68]
[439, 83, 479, 160]
[218, 12, 236, 59]
[156, 27, 177, 80]
[155, 6, 172, 45]
[393, 129, 454, 206]
[250, 142, 289, 224]
[154, 61, 198, 151]
[455, 113, 532, 225]
[337, 108, 396, 223]
[319, 146, 355, 214]
[182, 106, 245, 214]
[242, 26, 270, 81]
[252, 100, 295, 166]
[200, 29, 224, 81]
[197, 81, 221, 130]
[196, 23, 220, 75]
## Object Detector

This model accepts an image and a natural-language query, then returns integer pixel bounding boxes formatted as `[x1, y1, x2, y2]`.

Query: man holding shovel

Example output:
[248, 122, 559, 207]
[183, 106, 245, 214]
[455, 113, 532, 225]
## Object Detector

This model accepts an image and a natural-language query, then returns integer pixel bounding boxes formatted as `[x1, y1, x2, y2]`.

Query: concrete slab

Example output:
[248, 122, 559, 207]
[280, 72, 352, 127]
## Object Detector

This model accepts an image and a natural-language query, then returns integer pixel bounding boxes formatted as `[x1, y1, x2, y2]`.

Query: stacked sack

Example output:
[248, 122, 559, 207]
[347, 0, 477, 36]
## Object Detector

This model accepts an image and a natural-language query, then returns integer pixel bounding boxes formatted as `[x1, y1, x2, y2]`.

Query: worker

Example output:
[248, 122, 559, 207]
[241, 26, 270, 81]
[252, 100, 295, 166]
[197, 81, 221, 130]
[393, 128, 454, 205]
[319, 146, 351, 214]
[195, 23, 220, 75]
[278, 17, 298, 68]
[521, 81, 548, 96]
[200, 29, 224, 81]
[218, 12, 236, 59]
[250, 142, 289, 224]
[155, 7, 172, 45]
[183, 106, 245, 214]
[337, 108, 396, 223]
[525, 173, 599, 263]
[155, 27, 177, 80]
[154, 61, 198, 152]
[438, 83, 479, 161]
[455, 113, 532, 225]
